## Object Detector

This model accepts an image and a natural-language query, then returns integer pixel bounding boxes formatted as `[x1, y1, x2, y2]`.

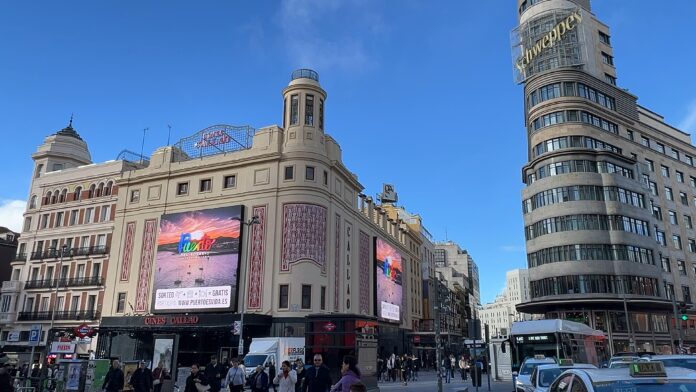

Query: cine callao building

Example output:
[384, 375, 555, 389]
[515, 0, 696, 354]
[97, 69, 424, 371]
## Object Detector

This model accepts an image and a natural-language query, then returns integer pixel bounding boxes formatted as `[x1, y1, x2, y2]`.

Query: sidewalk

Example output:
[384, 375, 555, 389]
[377, 370, 514, 392]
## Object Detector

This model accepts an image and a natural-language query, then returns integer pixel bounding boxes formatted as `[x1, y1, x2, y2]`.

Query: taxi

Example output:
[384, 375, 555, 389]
[525, 360, 596, 392]
[547, 362, 696, 392]
[516, 355, 556, 391]
[643, 355, 696, 371]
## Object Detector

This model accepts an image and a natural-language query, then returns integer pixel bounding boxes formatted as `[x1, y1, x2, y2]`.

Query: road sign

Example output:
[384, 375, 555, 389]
[28, 324, 42, 346]
[74, 324, 95, 338]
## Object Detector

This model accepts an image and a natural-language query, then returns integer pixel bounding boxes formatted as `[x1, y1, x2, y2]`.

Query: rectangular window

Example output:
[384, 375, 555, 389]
[100, 205, 110, 222]
[290, 95, 299, 125]
[669, 210, 678, 225]
[319, 99, 324, 130]
[687, 155, 694, 166]
[305, 166, 315, 181]
[667, 284, 675, 300]
[645, 159, 654, 172]
[70, 296, 80, 312]
[200, 179, 212, 192]
[320, 286, 326, 310]
[686, 215, 693, 229]
[660, 165, 669, 177]
[301, 284, 311, 309]
[679, 260, 687, 275]
[641, 136, 650, 147]
[130, 189, 140, 203]
[661, 257, 671, 273]
[672, 148, 680, 160]
[684, 286, 692, 304]
[177, 182, 189, 196]
[41, 214, 49, 229]
[605, 74, 617, 86]
[116, 293, 126, 313]
[80, 236, 89, 249]
[665, 187, 674, 201]
[601, 51, 614, 65]
[681, 192, 689, 206]
[677, 171, 685, 183]
[323, 171, 328, 186]
[691, 177, 696, 188]
[279, 284, 289, 309]
[656, 143, 665, 154]
[224, 175, 236, 189]
[23, 217, 31, 232]
[673, 234, 683, 250]
[85, 208, 93, 224]
[599, 31, 611, 45]
[69, 210, 78, 226]
[55, 212, 64, 227]
[656, 229, 666, 246]
[305, 94, 314, 126]
[284, 166, 294, 180]
[626, 130, 634, 141]
[689, 238, 696, 253]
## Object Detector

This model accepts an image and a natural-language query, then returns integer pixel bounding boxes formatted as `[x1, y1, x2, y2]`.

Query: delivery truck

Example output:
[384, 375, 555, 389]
[243, 337, 306, 377]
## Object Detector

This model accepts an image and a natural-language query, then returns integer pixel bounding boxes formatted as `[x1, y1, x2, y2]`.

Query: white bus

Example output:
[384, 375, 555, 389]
[503, 319, 609, 372]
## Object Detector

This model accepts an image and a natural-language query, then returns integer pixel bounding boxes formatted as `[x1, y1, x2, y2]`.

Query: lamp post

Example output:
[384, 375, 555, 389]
[434, 272, 443, 392]
[237, 215, 260, 358]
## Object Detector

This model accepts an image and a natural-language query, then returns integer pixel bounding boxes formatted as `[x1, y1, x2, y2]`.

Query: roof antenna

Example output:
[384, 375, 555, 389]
[140, 127, 149, 164]
[68, 113, 74, 128]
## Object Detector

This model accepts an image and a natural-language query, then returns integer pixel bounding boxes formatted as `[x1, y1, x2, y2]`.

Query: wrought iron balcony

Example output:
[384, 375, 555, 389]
[17, 310, 101, 321]
[24, 276, 103, 289]
[29, 246, 109, 260]
[11, 253, 27, 262]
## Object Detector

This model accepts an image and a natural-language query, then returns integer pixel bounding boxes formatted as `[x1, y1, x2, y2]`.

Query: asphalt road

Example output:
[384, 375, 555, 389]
[377, 370, 514, 392]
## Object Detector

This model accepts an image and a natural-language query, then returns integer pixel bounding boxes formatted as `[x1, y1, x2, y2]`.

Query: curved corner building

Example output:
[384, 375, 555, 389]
[514, 0, 696, 354]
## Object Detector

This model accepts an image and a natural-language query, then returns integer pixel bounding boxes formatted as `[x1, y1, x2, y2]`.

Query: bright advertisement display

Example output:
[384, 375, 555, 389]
[374, 238, 403, 322]
[152, 206, 243, 312]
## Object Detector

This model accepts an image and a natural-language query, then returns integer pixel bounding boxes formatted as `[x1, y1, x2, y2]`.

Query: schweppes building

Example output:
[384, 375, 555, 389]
[514, 0, 696, 355]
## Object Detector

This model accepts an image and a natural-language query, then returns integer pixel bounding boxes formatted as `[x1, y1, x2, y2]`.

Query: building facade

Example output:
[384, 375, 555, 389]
[434, 241, 480, 319]
[479, 269, 533, 338]
[515, 0, 695, 353]
[96, 70, 424, 365]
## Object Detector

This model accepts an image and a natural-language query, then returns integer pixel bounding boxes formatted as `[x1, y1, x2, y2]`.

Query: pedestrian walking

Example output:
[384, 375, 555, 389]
[442, 356, 451, 384]
[400, 355, 411, 385]
[268, 361, 277, 392]
[386, 355, 395, 383]
[129, 360, 153, 392]
[205, 356, 225, 392]
[224, 359, 246, 392]
[330, 356, 360, 392]
[273, 361, 297, 392]
[0, 357, 13, 392]
[102, 360, 125, 392]
[458, 356, 468, 381]
[449, 355, 456, 380]
[153, 361, 169, 392]
[302, 354, 331, 392]
[411, 355, 419, 382]
[185, 364, 210, 392]
[294, 359, 306, 392]
[247, 366, 269, 392]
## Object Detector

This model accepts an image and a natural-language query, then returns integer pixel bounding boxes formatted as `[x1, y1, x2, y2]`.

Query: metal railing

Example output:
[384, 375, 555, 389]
[29, 246, 109, 260]
[24, 276, 103, 289]
[291, 69, 319, 82]
[17, 310, 101, 321]
[12, 252, 27, 262]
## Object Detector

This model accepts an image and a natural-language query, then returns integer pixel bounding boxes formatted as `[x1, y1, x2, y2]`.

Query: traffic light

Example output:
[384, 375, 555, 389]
[679, 302, 689, 321]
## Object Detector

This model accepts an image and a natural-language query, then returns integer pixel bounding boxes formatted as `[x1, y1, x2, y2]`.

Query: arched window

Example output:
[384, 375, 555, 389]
[104, 181, 113, 196]
[96, 183, 104, 198]
[46, 191, 52, 205]
[59, 189, 68, 203]
[88, 184, 96, 198]
[74, 186, 82, 201]
[29, 195, 37, 209]
[53, 189, 60, 204]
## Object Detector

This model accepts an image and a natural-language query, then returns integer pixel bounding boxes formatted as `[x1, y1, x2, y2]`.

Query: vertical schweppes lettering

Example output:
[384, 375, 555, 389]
[515, 9, 582, 73]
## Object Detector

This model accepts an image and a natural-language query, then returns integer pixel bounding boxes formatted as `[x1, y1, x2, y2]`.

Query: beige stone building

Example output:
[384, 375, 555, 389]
[515, 0, 696, 353]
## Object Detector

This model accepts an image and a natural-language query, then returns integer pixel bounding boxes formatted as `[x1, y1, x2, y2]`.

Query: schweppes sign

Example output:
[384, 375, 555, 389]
[515, 9, 582, 73]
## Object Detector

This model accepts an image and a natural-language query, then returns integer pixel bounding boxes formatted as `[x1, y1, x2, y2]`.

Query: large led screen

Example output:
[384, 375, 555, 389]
[374, 237, 402, 322]
[152, 205, 243, 312]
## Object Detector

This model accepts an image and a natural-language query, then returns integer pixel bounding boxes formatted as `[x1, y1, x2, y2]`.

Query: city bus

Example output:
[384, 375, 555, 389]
[503, 319, 609, 372]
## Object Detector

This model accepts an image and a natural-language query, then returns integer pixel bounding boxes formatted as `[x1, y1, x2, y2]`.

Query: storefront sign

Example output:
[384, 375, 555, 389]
[51, 342, 77, 354]
[323, 322, 336, 332]
[74, 324, 95, 338]
[515, 9, 582, 73]
[7, 331, 19, 342]
[144, 316, 200, 326]
[194, 130, 232, 149]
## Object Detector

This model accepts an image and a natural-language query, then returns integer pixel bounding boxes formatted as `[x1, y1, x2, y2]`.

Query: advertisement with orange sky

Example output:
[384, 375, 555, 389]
[375, 237, 403, 322]
[152, 205, 244, 312]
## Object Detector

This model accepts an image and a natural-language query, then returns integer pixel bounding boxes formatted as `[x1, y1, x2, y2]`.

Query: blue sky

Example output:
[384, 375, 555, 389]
[1, 1, 695, 304]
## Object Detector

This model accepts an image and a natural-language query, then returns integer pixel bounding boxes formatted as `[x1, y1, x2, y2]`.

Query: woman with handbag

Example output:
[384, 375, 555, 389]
[152, 361, 169, 392]
[185, 364, 210, 392]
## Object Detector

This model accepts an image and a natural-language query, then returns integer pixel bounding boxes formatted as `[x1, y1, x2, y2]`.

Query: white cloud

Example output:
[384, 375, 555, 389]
[500, 245, 526, 253]
[0, 200, 25, 232]
[679, 100, 696, 133]
[277, 0, 381, 71]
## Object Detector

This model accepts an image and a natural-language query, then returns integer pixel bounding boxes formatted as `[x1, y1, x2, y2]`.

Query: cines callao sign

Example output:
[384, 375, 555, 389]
[515, 9, 582, 74]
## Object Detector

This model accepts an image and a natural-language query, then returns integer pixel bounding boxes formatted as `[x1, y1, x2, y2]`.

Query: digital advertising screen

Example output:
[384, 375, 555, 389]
[152, 205, 244, 312]
[374, 237, 403, 322]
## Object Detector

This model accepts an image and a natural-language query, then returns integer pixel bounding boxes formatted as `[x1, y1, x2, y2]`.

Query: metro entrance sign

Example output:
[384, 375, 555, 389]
[28, 324, 42, 347]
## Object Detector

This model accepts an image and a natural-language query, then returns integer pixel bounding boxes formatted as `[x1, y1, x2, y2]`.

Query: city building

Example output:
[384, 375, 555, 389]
[0, 227, 19, 283]
[0, 122, 146, 363]
[95, 69, 424, 367]
[479, 269, 533, 338]
[434, 241, 480, 320]
[514, 0, 695, 353]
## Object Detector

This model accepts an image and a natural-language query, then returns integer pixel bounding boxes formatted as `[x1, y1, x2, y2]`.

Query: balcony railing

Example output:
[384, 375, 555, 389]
[1, 280, 22, 293]
[24, 276, 103, 289]
[30, 246, 109, 260]
[17, 310, 100, 321]
[11, 253, 27, 262]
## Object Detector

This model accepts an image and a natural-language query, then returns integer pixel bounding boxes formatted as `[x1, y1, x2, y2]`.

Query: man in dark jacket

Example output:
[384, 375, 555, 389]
[102, 359, 125, 392]
[302, 354, 331, 392]
[204, 356, 224, 392]
[129, 361, 153, 392]
[247, 365, 269, 392]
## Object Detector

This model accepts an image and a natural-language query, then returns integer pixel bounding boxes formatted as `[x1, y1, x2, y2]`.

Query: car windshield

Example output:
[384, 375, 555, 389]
[243, 355, 266, 368]
[520, 363, 543, 375]
[609, 362, 631, 369]
[593, 380, 696, 392]
[538, 369, 563, 387]
[660, 359, 696, 371]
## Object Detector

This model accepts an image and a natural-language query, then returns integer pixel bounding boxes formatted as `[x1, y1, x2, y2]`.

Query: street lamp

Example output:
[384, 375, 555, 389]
[237, 215, 261, 358]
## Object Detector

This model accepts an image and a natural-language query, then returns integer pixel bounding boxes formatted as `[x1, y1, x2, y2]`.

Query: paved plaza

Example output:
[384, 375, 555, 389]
[378, 370, 514, 392]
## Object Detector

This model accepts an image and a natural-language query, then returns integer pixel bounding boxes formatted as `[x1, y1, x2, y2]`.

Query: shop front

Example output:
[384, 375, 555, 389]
[97, 313, 271, 368]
